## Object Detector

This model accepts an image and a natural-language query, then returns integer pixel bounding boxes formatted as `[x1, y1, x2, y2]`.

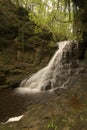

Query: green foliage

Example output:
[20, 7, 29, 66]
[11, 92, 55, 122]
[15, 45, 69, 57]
[34, 26, 42, 34]
[46, 120, 58, 130]
[48, 41, 57, 47]
[10, 0, 87, 42]
[11, 0, 74, 40]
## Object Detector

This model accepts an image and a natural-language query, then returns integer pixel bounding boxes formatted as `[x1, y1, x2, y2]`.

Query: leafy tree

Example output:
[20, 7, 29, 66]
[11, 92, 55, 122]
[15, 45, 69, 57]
[11, 0, 87, 42]
[11, 0, 73, 40]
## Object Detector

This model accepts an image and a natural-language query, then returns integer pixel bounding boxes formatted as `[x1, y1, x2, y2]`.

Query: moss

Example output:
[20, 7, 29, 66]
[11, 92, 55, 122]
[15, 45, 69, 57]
[48, 41, 57, 48]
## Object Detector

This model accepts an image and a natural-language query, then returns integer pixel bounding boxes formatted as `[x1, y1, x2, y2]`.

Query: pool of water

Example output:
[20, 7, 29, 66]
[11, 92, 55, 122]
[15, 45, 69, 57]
[0, 88, 56, 123]
[0, 88, 33, 123]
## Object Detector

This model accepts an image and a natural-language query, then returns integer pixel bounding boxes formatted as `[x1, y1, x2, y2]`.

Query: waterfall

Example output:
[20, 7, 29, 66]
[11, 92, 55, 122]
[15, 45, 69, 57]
[17, 40, 79, 94]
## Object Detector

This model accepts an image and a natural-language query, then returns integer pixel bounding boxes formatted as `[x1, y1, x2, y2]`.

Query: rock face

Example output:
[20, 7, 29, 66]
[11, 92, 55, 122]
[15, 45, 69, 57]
[73, 0, 87, 60]
[0, 62, 87, 130]
[0, 1, 57, 88]
[0, 52, 87, 129]
[17, 41, 81, 94]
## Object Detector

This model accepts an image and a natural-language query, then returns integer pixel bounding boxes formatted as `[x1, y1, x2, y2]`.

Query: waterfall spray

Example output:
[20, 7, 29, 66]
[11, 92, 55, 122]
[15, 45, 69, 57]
[17, 40, 79, 94]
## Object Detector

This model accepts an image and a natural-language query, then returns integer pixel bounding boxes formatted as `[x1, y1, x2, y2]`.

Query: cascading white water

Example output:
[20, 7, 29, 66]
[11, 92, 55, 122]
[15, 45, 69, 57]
[17, 40, 79, 94]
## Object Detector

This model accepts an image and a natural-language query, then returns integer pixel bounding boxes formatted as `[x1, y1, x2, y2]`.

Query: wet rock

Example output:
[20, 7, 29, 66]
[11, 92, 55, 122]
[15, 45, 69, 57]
[7, 79, 22, 89]
[44, 81, 51, 91]
[0, 74, 6, 85]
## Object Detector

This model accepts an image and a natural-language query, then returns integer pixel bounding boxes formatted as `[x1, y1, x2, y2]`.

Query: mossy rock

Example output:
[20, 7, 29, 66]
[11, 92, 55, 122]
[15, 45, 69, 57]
[0, 0, 57, 90]
[48, 41, 57, 48]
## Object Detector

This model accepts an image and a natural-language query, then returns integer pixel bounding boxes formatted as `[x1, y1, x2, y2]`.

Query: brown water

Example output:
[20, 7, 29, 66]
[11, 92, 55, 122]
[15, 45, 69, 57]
[0, 88, 32, 123]
[0, 88, 56, 123]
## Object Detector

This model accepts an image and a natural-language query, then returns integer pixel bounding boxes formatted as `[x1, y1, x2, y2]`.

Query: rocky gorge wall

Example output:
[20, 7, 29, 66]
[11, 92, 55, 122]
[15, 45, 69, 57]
[0, 1, 57, 88]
